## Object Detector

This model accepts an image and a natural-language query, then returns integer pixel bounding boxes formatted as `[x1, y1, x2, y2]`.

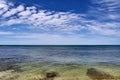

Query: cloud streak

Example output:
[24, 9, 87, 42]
[1, 32, 119, 45]
[93, 0, 120, 12]
[0, 31, 13, 35]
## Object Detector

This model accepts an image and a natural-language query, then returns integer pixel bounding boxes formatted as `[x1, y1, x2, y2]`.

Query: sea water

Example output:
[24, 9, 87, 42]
[0, 45, 120, 80]
[0, 45, 120, 65]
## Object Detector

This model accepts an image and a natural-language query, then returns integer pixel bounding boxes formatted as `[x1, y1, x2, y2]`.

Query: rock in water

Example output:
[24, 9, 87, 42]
[87, 68, 114, 80]
[46, 72, 58, 78]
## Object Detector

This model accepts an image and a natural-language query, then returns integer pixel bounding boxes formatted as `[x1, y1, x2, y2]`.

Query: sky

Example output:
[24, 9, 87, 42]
[0, 0, 120, 45]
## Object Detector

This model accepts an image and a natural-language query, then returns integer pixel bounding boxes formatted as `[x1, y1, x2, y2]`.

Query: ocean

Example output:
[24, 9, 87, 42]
[0, 45, 120, 80]
[0, 45, 120, 64]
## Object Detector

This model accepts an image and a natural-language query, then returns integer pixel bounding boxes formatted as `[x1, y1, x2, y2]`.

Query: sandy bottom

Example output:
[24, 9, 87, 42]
[0, 62, 120, 80]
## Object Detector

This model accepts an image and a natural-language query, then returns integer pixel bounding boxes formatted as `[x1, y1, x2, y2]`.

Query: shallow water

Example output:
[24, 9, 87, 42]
[0, 45, 120, 80]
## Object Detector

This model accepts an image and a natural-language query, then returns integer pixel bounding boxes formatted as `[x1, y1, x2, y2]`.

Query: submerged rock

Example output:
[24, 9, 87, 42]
[87, 68, 114, 80]
[41, 72, 58, 80]
[46, 72, 58, 78]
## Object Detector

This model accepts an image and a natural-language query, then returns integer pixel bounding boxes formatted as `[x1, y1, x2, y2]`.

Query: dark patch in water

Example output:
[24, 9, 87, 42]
[0, 58, 22, 72]
[46, 72, 58, 78]
[87, 68, 114, 80]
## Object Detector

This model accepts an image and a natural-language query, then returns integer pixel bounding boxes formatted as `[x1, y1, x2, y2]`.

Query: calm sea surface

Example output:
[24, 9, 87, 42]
[0, 45, 120, 66]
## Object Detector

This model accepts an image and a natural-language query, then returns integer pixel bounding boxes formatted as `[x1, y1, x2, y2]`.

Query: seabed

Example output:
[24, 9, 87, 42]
[0, 62, 120, 80]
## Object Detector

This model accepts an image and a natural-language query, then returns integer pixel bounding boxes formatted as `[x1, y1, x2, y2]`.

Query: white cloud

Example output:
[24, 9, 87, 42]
[89, 25, 119, 36]
[1, 8, 83, 32]
[0, 18, 24, 26]
[3, 5, 24, 17]
[93, 0, 120, 12]
[0, 0, 9, 15]
[0, 1, 7, 9]
[18, 10, 32, 18]
[108, 14, 120, 19]
[0, 31, 13, 35]
[0, 0, 120, 37]
[5, 33, 84, 44]
[1, 32, 119, 45]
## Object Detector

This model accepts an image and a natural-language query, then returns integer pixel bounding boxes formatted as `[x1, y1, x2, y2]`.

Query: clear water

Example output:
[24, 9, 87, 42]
[0, 45, 120, 66]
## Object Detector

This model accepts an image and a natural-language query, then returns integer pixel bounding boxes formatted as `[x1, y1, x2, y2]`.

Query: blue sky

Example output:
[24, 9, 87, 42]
[0, 0, 120, 45]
